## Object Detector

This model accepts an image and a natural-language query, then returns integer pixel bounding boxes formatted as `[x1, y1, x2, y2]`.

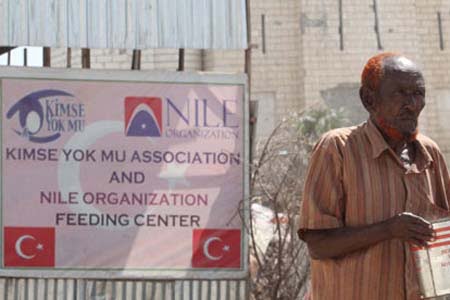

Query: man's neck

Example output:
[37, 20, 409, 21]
[384, 135, 409, 156]
[371, 117, 415, 154]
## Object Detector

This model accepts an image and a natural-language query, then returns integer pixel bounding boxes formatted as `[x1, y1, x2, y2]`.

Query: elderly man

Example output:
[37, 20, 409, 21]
[298, 53, 450, 299]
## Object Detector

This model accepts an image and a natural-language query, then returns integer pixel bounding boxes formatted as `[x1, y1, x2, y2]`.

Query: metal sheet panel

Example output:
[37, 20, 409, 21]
[0, 0, 247, 50]
[0, 278, 248, 300]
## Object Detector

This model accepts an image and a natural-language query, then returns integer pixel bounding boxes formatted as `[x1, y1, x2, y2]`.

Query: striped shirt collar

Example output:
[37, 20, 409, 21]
[365, 119, 433, 167]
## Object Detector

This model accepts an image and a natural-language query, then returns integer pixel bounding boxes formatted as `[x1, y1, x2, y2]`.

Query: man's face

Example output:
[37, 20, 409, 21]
[372, 68, 426, 137]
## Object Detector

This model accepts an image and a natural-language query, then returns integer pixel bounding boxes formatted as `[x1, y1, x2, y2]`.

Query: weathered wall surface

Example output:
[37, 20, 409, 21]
[50, 0, 450, 162]
[298, 0, 450, 161]
[416, 0, 450, 160]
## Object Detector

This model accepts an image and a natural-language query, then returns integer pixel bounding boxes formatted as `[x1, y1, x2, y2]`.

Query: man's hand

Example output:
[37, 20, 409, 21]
[300, 212, 435, 259]
[386, 212, 435, 247]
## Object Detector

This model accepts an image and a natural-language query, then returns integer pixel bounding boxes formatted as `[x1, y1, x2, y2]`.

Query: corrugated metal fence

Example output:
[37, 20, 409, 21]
[0, 278, 248, 300]
[0, 0, 247, 50]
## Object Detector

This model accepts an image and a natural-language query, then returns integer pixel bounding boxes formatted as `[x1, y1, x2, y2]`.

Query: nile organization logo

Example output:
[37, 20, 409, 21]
[124, 97, 163, 137]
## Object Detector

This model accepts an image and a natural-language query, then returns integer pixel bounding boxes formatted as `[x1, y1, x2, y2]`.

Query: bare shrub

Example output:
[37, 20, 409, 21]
[247, 108, 350, 300]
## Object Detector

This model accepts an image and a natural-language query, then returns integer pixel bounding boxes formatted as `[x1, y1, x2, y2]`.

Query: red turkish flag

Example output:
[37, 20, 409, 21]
[192, 229, 241, 268]
[4, 227, 55, 267]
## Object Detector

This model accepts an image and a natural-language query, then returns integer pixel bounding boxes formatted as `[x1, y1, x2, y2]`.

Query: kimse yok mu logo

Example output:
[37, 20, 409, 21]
[7, 89, 86, 143]
[124, 95, 240, 140]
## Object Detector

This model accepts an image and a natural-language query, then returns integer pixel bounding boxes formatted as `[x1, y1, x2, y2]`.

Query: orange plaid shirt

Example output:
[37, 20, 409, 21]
[300, 120, 450, 300]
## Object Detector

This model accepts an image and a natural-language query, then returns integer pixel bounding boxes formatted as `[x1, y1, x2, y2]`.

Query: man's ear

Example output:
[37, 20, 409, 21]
[359, 86, 377, 114]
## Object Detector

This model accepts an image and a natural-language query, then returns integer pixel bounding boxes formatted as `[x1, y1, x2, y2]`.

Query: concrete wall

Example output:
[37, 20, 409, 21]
[50, 0, 450, 162]
[416, 0, 450, 159]
[50, 48, 202, 71]
[297, 0, 450, 162]
[249, 0, 304, 119]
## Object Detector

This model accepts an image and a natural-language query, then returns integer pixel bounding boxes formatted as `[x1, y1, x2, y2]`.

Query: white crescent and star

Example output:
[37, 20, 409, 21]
[203, 237, 230, 261]
[15, 235, 44, 260]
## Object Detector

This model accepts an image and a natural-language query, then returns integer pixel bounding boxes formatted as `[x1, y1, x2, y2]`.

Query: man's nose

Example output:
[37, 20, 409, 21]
[404, 93, 421, 108]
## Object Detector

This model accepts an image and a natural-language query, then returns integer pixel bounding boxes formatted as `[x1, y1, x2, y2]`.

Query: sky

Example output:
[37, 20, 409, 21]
[0, 47, 43, 67]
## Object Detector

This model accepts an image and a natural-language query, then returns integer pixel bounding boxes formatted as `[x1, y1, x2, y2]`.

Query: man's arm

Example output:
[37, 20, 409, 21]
[300, 212, 434, 259]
